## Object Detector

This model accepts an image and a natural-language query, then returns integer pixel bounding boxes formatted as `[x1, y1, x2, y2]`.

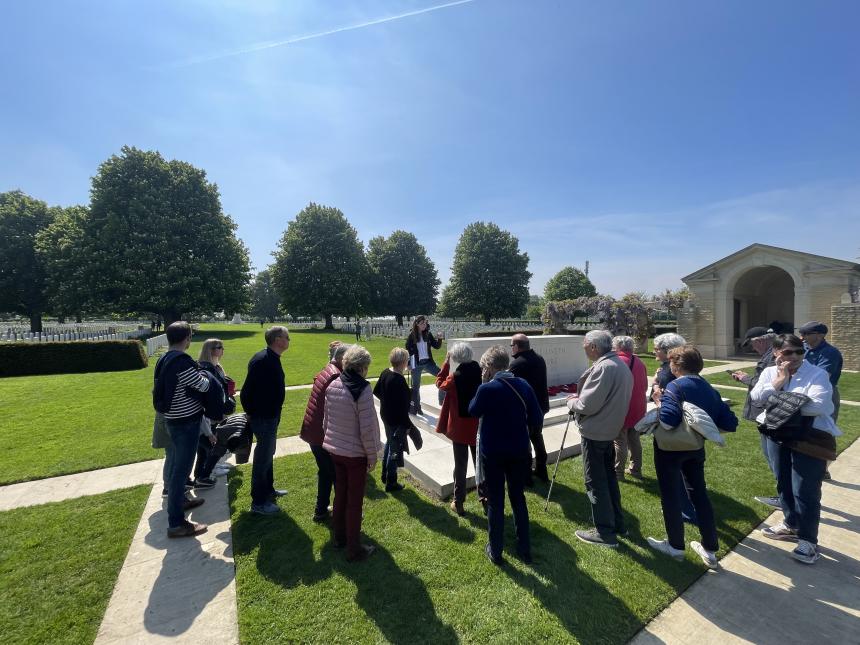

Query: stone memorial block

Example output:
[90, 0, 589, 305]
[230, 313, 243, 324]
[448, 334, 588, 386]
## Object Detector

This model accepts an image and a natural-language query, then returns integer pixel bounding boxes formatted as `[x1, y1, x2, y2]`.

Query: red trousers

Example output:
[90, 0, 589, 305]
[331, 454, 368, 558]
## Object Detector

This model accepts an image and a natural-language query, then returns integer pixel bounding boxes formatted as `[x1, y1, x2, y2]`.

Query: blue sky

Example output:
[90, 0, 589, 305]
[2, 0, 859, 296]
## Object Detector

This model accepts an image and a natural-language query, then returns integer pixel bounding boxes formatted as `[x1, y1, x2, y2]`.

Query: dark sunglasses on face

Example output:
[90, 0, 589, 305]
[213, 345, 224, 349]
[780, 349, 805, 356]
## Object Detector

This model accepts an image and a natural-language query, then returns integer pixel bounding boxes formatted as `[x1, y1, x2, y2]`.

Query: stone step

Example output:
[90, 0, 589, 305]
[374, 386, 581, 499]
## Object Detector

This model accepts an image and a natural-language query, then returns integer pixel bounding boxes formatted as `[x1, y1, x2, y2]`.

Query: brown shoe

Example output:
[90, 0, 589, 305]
[346, 544, 376, 562]
[167, 521, 208, 538]
[450, 500, 465, 517]
[183, 497, 205, 511]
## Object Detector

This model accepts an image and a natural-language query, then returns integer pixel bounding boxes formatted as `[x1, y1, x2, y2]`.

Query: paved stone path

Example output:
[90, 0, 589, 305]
[630, 436, 860, 644]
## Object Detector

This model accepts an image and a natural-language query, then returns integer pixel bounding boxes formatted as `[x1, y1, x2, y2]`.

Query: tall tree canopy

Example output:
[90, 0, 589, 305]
[36, 205, 90, 322]
[272, 203, 368, 328]
[445, 222, 531, 325]
[81, 146, 250, 324]
[249, 269, 281, 322]
[366, 230, 439, 325]
[0, 191, 54, 331]
[544, 266, 597, 301]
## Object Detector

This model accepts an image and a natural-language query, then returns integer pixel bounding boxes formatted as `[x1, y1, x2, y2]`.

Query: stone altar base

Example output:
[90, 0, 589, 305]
[374, 384, 582, 499]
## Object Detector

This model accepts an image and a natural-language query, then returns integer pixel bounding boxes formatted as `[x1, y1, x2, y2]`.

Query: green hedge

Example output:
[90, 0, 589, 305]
[0, 341, 148, 377]
[472, 329, 546, 338]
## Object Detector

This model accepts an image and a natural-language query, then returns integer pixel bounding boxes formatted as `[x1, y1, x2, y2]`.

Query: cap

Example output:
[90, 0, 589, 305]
[799, 321, 828, 335]
[741, 326, 771, 347]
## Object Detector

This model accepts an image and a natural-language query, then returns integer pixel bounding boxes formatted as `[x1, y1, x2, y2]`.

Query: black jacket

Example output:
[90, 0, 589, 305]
[373, 369, 417, 431]
[509, 349, 550, 413]
[240, 348, 285, 418]
[405, 329, 442, 365]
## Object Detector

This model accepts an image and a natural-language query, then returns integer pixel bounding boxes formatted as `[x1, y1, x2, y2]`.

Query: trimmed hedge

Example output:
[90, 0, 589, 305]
[472, 329, 546, 338]
[0, 341, 148, 377]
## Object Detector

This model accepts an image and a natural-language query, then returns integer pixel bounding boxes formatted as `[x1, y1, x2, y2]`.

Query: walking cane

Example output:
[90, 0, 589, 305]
[544, 412, 574, 511]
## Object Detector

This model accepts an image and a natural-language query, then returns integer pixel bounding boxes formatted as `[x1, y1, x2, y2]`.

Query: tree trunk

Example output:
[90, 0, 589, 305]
[164, 309, 181, 326]
[29, 311, 43, 333]
[396, 314, 403, 326]
[58, 315, 66, 324]
[484, 313, 491, 325]
[324, 313, 334, 329]
[346, 316, 351, 322]
[75, 313, 82, 323]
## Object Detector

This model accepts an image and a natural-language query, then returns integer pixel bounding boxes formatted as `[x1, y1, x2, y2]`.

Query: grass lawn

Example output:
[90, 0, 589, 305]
[0, 485, 150, 645]
[229, 390, 859, 644]
[0, 324, 445, 485]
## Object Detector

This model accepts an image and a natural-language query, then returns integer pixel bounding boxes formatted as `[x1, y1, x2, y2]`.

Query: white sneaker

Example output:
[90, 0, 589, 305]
[792, 540, 821, 565]
[690, 541, 719, 569]
[761, 521, 799, 541]
[647, 537, 685, 561]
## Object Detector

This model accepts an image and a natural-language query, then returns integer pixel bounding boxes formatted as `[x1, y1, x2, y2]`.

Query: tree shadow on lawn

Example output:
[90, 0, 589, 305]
[195, 329, 258, 341]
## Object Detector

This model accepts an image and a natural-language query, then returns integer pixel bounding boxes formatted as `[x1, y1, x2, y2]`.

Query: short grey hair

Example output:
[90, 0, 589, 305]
[584, 330, 613, 355]
[342, 345, 372, 373]
[479, 345, 510, 372]
[388, 347, 409, 367]
[265, 326, 289, 345]
[612, 335, 634, 353]
[332, 343, 350, 362]
[653, 332, 686, 352]
[449, 342, 473, 363]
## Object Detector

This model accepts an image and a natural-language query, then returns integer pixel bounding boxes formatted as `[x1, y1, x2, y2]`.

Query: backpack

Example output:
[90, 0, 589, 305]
[152, 350, 184, 414]
[197, 366, 228, 421]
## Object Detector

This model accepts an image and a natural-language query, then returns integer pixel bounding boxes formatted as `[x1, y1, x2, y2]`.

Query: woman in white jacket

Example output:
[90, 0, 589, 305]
[751, 333, 840, 565]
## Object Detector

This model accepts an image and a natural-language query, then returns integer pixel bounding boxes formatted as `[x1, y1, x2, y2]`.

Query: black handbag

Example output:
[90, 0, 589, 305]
[757, 392, 813, 442]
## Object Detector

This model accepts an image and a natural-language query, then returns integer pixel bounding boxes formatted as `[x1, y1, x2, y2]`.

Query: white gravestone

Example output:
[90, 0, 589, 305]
[448, 334, 589, 386]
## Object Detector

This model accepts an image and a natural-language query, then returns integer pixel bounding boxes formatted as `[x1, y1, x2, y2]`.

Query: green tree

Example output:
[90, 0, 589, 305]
[0, 191, 54, 332]
[367, 230, 439, 325]
[272, 203, 368, 329]
[445, 222, 531, 325]
[525, 294, 545, 320]
[249, 269, 281, 321]
[544, 266, 596, 301]
[80, 147, 251, 324]
[36, 205, 90, 322]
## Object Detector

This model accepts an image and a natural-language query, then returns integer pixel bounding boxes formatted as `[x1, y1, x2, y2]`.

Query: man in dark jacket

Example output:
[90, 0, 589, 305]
[509, 334, 550, 483]
[241, 326, 289, 515]
[732, 326, 779, 508]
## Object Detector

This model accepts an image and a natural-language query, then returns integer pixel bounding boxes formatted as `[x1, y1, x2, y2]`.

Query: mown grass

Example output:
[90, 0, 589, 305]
[0, 485, 150, 645]
[229, 390, 858, 644]
[0, 324, 443, 485]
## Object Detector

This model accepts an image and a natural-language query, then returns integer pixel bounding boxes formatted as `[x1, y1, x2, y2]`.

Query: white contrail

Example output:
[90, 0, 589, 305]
[164, 0, 479, 68]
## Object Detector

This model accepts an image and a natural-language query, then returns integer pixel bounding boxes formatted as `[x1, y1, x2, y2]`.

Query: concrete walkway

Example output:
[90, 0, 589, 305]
[630, 436, 860, 645]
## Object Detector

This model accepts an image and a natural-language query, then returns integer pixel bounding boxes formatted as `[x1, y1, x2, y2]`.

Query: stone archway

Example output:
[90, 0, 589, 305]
[731, 266, 795, 351]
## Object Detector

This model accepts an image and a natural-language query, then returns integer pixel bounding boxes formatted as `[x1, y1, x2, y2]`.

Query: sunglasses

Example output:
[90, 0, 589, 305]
[213, 345, 224, 349]
[780, 349, 805, 356]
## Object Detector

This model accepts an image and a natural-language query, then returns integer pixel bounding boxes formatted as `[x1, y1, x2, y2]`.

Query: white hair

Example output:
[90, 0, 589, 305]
[449, 342, 473, 363]
[479, 345, 510, 372]
[612, 335, 634, 353]
[584, 330, 613, 355]
[653, 332, 686, 352]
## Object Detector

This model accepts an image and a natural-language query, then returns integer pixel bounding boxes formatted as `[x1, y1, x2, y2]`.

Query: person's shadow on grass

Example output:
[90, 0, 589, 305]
[385, 485, 475, 544]
[331, 542, 460, 645]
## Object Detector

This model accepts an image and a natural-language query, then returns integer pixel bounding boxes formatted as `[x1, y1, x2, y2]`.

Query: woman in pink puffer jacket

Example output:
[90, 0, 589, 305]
[323, 345, 382, 562]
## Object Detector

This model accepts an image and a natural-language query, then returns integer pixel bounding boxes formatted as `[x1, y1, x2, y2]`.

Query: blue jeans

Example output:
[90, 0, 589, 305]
[771, 438, 826, 544]
[249, 416, 279, 506]
[410, 359, 442, 409]
[310, 444, 335, 515]
[166, 416, 202, 528]
[381, 423, 400, 486]
[760, 432, 778, 478]
[654, 444, 718, 552]
[482, 452, 531, 559]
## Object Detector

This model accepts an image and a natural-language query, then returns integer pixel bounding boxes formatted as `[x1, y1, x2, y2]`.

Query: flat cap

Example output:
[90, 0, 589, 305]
[741, 326, 772, 347]
[798, 321, 828, 335]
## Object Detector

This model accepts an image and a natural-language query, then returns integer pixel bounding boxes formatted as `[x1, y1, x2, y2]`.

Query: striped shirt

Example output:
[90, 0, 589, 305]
[165, 364, 210, 420]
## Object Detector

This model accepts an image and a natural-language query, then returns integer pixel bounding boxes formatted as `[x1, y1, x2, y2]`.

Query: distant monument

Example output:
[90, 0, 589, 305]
[230, 313, 243, 324]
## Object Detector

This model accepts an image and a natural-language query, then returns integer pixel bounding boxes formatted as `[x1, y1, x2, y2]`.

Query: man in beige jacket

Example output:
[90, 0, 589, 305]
[567, 330, 633, 547]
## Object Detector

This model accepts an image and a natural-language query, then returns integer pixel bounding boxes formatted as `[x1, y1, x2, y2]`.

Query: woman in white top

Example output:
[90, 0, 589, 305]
[750, 333, 840, 565]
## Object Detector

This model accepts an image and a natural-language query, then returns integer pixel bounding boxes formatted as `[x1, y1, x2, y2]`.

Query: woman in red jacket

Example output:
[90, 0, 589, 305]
[611, 335, 649, 480]
[435, 342, 482, 516]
